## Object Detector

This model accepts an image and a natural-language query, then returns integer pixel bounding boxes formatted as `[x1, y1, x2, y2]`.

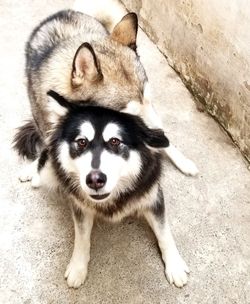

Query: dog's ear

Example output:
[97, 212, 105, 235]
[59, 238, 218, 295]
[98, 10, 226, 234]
[47, 90, 73, 124]
[134, 119, 169, 148]
[142, 128, 169, 148]
[72, 42, 102, 85]
[110, 13, 138, 51]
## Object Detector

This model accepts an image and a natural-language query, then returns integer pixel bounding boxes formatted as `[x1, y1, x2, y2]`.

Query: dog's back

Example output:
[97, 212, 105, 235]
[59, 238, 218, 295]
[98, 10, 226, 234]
[73, 0, 127, 32]
[26, 10, 107, 74]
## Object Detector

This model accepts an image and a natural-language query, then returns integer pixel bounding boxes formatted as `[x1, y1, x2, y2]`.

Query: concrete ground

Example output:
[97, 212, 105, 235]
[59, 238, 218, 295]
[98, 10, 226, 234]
[0, 1, 249, 303]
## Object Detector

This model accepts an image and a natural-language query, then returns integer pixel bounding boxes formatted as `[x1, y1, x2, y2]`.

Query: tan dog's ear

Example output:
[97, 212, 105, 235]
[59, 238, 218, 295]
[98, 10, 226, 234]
[110, 13, 138, 51]
[72, 42, 102, 85]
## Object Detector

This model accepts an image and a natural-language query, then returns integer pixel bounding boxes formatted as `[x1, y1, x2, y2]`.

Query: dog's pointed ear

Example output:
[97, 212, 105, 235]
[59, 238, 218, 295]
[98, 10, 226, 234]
[72, 42, 102, 85]
[47, 90, 72, 124]
[143, 128, 169, 148]
[110, 13, 138, 51]
[138, 122, 169, 148]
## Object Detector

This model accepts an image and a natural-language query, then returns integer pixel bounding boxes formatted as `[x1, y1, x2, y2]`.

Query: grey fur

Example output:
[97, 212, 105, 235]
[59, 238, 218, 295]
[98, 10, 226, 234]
[13, 120, 43, 160]
[25, 10, 146, 139]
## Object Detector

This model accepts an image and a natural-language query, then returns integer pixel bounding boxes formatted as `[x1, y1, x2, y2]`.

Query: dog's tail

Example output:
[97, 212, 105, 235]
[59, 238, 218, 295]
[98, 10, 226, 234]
[73, 0, 127, 32]
[13, 120, 43, 160]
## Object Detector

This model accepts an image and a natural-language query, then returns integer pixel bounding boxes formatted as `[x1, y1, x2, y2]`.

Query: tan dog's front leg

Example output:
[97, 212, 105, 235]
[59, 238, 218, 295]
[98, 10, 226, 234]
[123, 85, 199, 176]
[142, 83, 198, 175]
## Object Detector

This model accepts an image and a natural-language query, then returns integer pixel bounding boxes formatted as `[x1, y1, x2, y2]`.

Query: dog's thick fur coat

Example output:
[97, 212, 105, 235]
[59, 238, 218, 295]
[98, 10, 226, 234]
[23, 91, 190, 288]
[13, 0, 197, 289]
[14, 6, 198, 176]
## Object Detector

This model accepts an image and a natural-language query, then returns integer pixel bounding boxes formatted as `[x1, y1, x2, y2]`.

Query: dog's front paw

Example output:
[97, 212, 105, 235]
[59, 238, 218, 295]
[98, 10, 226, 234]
[19, 167, 34, 182]
[165, 145, 199, 176]
[178, 158, 199, 176]
[31, 173, 41, 188]
[65, 261, 88, 289]
[165, 252, 190, 288]
[19, 160, 38, 182]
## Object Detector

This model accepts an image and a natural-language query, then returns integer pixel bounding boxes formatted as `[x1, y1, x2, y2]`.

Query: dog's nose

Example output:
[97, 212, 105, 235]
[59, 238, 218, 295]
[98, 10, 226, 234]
[86, 171, 107, 190]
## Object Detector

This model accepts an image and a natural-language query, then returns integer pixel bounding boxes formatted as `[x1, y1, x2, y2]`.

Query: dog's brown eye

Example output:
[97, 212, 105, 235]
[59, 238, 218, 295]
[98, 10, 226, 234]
[109, 137, 121, 146]
[76, 138, 88, 149]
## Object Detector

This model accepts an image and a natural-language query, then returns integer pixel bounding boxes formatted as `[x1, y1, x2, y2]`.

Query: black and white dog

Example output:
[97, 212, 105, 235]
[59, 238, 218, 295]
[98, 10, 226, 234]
[15, 90, 189, 288]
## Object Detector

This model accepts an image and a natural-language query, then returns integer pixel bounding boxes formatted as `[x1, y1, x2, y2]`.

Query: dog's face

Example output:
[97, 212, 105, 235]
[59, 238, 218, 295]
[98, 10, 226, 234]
[59, 119, 141, 201]
[48, 91, 169, 203]
[69, 13, 147, 110]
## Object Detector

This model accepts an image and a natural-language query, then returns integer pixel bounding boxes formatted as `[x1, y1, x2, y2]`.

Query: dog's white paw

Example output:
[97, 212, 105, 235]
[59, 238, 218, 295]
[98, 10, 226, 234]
[165, 252, 190, 288]
[31, 173, 41, 188]
[65, 261, 87, 289]
[19, 167, 34, 182]
[179, 158, 199, 176]
[165, 145, 199, 176]
[19, 160, 38, 182]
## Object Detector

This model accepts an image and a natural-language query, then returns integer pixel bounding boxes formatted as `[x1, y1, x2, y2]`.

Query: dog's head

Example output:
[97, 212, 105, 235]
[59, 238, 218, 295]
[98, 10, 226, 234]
[69, 13, 147, 109]
[47, 91, 169, 204]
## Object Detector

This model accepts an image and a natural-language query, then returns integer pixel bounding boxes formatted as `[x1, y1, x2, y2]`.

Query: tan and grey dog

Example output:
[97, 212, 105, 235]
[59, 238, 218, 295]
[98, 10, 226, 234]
[15, 0, 198, 181]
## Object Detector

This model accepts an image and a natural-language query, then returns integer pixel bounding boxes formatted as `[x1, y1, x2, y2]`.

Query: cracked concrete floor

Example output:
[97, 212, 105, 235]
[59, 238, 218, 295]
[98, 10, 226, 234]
[0, 1, 250, 303]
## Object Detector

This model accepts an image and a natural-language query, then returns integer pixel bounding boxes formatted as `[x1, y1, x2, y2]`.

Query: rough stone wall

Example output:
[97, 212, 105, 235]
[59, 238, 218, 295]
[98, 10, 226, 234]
[121, 0, 250, 161]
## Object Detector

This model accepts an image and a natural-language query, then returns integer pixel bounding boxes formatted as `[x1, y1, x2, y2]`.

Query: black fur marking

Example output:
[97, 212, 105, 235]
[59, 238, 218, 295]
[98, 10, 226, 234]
[47, 90, 78, 111]
[128, 12, 138, 36]
[128, 43, 137, 52]
[69, 143, 82, 159]
[50, 100, 169, 151]
[151, 186, 165, 221]
[47, 92, 169, 213]
[38, 149, 49, 172]
[122, 12, 138, 52]
[143, 129, 169, 148]
[120, 145, 130, 159]
[103, 141, 130, 160]
[91, 146, 102, 169]
[128, 12, 138, 54]
[12, 120, 43, 160]
[47, 90, 101, 108]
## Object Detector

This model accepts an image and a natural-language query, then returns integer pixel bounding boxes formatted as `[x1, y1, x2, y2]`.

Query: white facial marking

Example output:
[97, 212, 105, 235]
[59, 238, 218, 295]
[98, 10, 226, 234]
[76, 121, 95, 142]
[99, 150, 141, 195]
[59, 142, 76, 173]
[102, 123, 121, 142]
[58, 137, 142, 201]
[74, 151, 95, 195]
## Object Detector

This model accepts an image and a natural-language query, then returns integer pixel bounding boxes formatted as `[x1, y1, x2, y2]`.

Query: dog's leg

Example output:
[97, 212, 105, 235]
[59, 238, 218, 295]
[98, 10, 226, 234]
[123, 98, 198, 175]
[143, 187, 189, 287]
[142, 85, 198, 176]
[65, 204, 94, 288]
[164, 143, 199, 176]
